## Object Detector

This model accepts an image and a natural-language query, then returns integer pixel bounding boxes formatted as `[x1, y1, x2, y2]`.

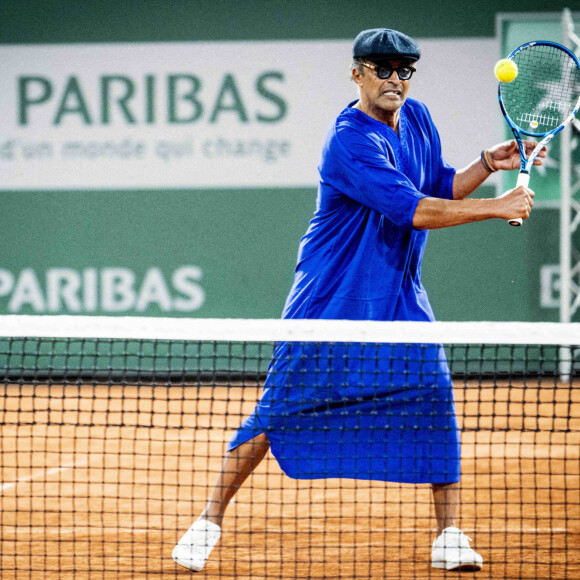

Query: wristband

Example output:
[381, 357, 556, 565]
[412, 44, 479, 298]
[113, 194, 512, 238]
[481, 150, 497, 173]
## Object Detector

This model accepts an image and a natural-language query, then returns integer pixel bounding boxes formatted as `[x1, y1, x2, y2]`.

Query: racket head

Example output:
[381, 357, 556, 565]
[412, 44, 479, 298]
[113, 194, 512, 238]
[498, 41, 580, 138]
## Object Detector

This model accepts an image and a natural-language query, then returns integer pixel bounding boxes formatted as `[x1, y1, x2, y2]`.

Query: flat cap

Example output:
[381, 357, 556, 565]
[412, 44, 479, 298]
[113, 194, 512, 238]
[352, 28, 420, 62]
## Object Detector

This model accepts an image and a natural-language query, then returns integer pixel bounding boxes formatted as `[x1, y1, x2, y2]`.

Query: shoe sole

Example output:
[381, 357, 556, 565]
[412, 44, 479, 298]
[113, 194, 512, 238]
[433, 561, 482, 572]
[172, 554, 204, 572]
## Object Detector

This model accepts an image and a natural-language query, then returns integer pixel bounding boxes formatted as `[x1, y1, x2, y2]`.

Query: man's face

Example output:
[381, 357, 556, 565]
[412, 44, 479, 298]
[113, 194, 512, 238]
[353, 59, 412, 115]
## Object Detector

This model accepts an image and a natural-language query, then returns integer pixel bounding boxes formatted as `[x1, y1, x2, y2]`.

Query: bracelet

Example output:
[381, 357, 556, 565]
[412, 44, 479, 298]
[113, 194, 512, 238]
[481, 149, 497, 173]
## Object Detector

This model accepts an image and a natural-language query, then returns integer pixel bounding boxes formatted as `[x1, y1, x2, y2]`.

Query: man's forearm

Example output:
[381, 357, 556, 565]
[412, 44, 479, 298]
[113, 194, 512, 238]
[412, 184, 534, 229]
[412, 197, 500, 229]
[452, 156, 493, 200]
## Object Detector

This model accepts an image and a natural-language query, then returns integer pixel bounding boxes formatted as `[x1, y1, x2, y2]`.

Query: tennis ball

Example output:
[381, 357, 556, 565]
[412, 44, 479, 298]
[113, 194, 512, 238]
[494, 59, 518, 83]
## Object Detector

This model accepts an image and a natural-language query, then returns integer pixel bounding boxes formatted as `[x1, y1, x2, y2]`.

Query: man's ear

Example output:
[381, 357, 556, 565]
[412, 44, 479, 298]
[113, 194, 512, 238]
[352, 68, 363, 86]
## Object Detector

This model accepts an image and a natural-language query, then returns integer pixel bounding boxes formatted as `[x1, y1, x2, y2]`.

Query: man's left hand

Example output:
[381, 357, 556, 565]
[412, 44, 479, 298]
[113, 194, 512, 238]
[486, 139, 547, 171]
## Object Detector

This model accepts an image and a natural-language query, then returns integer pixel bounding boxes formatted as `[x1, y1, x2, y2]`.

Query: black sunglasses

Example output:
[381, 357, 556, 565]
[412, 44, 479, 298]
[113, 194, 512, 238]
[362, 62, 416, 81]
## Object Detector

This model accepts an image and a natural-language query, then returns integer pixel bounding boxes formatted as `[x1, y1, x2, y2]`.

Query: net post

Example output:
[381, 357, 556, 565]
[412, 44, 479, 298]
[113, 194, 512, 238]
[559, 8, 575, 381]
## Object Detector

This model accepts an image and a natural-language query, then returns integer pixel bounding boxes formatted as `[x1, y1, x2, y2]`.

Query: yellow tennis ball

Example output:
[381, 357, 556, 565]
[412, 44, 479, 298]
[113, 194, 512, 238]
[494, 59, 518, 83]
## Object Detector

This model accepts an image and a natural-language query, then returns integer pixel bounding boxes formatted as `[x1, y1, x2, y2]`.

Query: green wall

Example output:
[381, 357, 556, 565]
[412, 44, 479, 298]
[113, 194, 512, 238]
[0, 0, 575, 42]
[0, 188, 313, 317]
[424, 208, 562, 322]
[0, 187, 564, 320]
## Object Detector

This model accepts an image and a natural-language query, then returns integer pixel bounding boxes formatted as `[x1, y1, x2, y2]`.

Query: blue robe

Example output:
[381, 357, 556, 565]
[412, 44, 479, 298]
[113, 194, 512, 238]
[229, 99, 461, 484]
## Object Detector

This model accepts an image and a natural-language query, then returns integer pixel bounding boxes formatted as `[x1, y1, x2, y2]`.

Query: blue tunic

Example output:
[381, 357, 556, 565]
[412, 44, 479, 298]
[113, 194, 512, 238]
[229, 99, 461, 484]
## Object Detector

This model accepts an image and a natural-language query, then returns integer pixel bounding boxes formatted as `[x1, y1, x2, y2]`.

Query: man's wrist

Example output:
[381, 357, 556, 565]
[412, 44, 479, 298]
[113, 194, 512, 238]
[480, 150, 497, 173]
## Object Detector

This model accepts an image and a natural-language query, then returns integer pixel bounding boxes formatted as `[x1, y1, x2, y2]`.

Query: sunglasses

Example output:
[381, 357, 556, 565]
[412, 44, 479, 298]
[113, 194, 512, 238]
[362, 62, 416, 81]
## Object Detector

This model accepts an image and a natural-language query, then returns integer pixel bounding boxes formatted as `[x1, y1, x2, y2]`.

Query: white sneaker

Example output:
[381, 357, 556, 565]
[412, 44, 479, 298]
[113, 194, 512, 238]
[172, 518, 221, 571]
[431, 527, 483, 571]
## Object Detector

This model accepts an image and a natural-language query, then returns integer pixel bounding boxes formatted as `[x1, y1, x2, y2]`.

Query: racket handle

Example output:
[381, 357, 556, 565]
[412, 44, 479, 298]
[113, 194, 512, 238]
[508, 173, 530, 227]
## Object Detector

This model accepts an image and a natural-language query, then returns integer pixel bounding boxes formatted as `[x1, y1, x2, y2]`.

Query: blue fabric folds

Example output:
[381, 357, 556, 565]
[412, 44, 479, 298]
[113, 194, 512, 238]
[228, 341, 460, 484]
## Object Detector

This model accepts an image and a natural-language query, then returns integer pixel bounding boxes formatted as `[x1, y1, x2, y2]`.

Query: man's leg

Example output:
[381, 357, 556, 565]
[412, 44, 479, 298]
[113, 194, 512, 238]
[201, 433, 271, 526]
[431, 482, 483, 571]
[172, 433, 270, 571]
[432, 482, 459, 534]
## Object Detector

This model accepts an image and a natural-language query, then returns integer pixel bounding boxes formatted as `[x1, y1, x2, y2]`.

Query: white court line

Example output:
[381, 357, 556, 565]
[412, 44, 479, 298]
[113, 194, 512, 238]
[0, 463, 80, 492]
[0, 526, 570, 535]
[374, 527, 569, 533]
[0, 527, 154, 535]
[303, 526, 570, 534]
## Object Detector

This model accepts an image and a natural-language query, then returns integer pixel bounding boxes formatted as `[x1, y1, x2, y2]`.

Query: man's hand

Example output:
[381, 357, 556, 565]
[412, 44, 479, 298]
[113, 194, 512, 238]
[495, 185, 535, 221]
[486, 140, 547, 171]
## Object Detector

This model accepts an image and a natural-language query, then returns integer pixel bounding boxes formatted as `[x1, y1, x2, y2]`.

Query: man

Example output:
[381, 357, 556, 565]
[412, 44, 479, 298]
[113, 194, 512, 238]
[173, 28, 544, 573]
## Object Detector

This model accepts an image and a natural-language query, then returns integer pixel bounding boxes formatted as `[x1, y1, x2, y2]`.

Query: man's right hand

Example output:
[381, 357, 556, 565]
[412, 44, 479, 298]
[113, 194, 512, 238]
[496, 186, 535, 221]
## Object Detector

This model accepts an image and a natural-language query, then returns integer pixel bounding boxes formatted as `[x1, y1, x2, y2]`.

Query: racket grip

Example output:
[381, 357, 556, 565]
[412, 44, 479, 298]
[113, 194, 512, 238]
[516, 173, 530, 188]
[508, 173, 530, 227]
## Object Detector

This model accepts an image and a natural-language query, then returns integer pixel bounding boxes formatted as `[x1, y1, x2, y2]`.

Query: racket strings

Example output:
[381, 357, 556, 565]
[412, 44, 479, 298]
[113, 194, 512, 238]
[501, 44, 580, 134]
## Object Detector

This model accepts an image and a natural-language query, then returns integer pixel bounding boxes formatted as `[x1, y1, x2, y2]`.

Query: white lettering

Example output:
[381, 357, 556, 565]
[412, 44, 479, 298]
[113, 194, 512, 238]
[0, 266, 205, 313]
[172, 266, 205, 311]
[136, 268, 172, 311]
[540, 264, 560, 309]
[83, 268, 98, 311]
[47, 268, 82, 312]
[101, 268, 135, 311]
[0, 269, 15, 297]
[8, 269, 45, 312]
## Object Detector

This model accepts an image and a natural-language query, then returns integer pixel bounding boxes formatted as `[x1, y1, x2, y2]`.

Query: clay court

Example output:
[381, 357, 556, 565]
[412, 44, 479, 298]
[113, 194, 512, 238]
[0, 380, 578, 579]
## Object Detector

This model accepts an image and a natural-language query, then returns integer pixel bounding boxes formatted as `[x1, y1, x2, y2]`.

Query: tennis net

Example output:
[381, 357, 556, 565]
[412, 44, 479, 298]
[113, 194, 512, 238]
[0, 316, 578, 579]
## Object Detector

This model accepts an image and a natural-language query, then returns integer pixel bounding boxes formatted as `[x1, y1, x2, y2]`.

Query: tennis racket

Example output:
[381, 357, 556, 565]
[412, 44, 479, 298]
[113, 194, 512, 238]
[498, 40, 580, 226]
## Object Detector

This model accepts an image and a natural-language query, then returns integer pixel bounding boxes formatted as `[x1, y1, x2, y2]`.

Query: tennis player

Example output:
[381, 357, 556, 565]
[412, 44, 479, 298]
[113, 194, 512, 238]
[173, 28, 545, 573]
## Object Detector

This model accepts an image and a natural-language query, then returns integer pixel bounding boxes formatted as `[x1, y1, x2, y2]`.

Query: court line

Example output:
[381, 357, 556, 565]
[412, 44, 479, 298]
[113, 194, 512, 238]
[0, 462, 80, 492]
[374, 527, 570, 533]
[0, 526, 570, 535]
[301, 526, 571, 533]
